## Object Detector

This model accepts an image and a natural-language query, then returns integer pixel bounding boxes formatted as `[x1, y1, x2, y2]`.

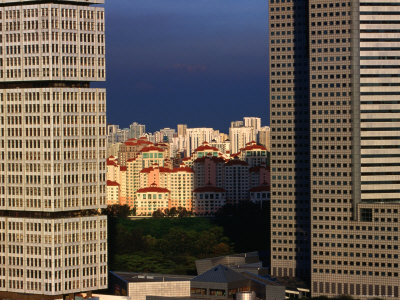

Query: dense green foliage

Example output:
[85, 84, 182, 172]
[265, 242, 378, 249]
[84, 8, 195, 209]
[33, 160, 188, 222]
[102, 204, 135, 218]
[108, 202, 268, 275]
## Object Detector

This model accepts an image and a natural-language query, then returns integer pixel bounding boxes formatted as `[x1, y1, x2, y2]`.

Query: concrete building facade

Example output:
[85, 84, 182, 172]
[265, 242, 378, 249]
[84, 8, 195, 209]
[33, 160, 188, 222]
[0, 0, 108, 298]
[270, 0, 400, 298]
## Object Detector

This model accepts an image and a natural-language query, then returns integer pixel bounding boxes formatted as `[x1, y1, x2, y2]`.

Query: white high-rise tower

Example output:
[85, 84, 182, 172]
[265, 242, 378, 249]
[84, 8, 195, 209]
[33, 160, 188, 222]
[0, 0, 107, 298]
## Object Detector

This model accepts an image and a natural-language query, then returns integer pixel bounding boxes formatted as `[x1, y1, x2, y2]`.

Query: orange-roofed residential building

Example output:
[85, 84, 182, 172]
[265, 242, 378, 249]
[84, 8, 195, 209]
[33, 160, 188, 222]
[107, 135, 270, 215]
[126, 157, 142, 208]
[239, 141, 269, 167]
[249, 166, 270, 188]
[119, 166, 128, 205]
[136, 185, 170, 216]
[107, 180, 120, 205]
[139, 164, 193, 211]
[193, 142, 220, 158]
[169, 166, 194, 210]
[190, 141, 230, 161]
[139, 165, 171, 191]
[193, 186, 226, 216]
[140, 146, 169, 169]
[193, 156, 225, 189]
[192, 155, 226, 215]
[125, 145, 170, 208]
[224, 158, 250, 204]
[155, 142, 171, 159]
[106, 156, 119, 181]
[118, 138, 153, 166]
[249, 185, 270, 207]
[106, 156, 127, 205]
[181, 157, 193, 168]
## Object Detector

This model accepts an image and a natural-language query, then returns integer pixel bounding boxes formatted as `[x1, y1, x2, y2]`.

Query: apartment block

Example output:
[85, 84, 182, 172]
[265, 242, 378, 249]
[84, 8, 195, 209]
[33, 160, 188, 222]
[0, 0, 108, 298]
[106, 139, 270, 216]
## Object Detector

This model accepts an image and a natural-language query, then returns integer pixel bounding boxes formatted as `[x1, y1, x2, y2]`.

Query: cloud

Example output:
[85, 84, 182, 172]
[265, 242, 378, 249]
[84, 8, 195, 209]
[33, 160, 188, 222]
[172, 64, 207, 73]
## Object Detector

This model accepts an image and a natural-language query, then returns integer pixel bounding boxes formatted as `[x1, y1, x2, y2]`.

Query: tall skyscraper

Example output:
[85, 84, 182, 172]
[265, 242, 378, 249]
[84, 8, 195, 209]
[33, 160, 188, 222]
[270, 0, 400, 298]
[0, 0, 107, 298]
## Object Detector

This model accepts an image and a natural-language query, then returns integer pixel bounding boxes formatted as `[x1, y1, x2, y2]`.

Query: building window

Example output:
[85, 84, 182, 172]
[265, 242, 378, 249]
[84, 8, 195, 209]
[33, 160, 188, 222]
[361, 208, 372, 222]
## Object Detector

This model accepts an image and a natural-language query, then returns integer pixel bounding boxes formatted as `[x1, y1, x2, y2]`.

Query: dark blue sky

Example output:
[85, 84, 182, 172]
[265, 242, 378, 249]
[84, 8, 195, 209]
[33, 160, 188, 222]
[104, 0, 268, 132]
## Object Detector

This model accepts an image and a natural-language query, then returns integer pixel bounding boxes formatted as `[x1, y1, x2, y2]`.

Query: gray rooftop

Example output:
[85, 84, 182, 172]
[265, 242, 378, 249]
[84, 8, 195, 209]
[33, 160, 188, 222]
[192, 265, 248, 284]
[111, 271, 194, 283]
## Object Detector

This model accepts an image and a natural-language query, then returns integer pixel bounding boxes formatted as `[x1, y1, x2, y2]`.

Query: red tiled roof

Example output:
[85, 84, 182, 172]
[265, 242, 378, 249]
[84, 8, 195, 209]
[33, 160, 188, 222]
[140, 146, 164, 153]
[120, 166, 127, 171]
[137, 186, 170, 193]
[109, 155, 115, 159]
[172, 167, 194, 173]
[127, 158, 137, 163]
[195, 145, 219, 152]
[182, 157, 191, 161]
[193, 186, 226, 193]
[250, 185, 270, 192]
[124, 139, 153, 146]
[107, 180, 120, 187]
[226, 160, 248, 166]
[241, 144, 267, 151]
[140, 166, 172, 173]
[107, 160, 117, 166]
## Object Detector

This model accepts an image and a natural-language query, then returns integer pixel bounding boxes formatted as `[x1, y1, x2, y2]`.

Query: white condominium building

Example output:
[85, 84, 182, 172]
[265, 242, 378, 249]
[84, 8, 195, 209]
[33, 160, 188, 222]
[229, 126, 257, 154]
[185, 128, 216, 156]
[243, 117, 261, 132]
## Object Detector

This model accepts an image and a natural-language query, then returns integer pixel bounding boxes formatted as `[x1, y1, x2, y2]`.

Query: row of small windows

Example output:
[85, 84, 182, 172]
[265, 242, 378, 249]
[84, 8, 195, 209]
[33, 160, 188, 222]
[1, 8, 104, 20]
[310, 2, 350, 9]
[311, 12, 350, 18]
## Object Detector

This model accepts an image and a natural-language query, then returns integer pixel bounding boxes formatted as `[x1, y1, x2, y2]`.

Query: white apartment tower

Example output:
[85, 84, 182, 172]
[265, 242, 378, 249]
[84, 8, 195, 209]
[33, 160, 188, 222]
[0, 0, 107, 299]
[229, 126, 256, 154]
[243, 117, 261, 132]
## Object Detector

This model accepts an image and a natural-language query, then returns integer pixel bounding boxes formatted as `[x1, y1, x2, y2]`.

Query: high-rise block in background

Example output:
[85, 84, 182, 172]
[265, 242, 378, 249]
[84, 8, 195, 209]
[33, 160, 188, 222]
[0, 0, 107, 298]
[270, 0, 400, 298]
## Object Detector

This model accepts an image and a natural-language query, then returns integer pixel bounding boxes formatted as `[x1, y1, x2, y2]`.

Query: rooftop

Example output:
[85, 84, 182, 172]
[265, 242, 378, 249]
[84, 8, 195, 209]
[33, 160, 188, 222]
[140, 146, 164, 153]
[172, 166, 194, 173]
[137, 186, 170, 194]
[195, 145, 219, 152]
[140, 166, 172, 173]
[192, 265, 248, 284]
[107, 180, 119, 187]
[111, 271, 193, 283]
[241, 144, 267, 152]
